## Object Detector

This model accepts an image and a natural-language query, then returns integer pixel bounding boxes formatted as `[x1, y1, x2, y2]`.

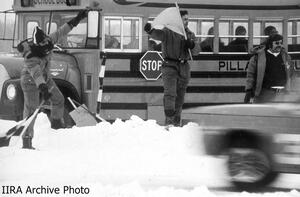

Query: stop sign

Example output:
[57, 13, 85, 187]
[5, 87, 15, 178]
[139, 51, 164, 80]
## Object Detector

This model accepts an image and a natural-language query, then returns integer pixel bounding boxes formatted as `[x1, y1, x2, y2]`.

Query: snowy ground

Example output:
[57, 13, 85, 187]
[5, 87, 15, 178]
[0, 113, 299, 197]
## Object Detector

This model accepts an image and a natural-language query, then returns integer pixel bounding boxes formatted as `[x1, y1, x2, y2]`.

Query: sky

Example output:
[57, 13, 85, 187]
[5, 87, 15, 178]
[0, 113, 299, 197]
[0, 0, 13, 11]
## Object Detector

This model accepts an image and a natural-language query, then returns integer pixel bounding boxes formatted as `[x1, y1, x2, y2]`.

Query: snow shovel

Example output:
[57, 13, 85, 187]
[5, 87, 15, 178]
[67, 97, 98, 127]
[71, 98, 106, 123]
[0, 100, 45, 147]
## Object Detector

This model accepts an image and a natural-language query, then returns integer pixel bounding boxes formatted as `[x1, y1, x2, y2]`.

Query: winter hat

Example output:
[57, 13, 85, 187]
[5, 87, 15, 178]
[268, 33, 283, 43]
[266, 33, 283, 48]
[32, 26, 46, 44]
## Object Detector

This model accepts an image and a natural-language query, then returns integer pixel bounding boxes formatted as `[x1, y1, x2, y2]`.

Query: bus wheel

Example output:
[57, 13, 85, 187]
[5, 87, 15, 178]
[227, 148, 278, 191]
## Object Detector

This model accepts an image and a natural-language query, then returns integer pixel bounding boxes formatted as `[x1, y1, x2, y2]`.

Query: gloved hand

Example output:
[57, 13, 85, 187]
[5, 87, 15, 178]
[244, 89, 254, 103]
[38, 83, 52, 101]
[67, 9, 88, 28]
[185, 39, 195, 49]
[17, 41, 25, 53]
[144, 23, 152, 33]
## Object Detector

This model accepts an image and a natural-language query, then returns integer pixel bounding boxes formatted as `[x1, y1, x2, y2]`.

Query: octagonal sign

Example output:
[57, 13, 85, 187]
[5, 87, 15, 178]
[139, 51, 164, 80]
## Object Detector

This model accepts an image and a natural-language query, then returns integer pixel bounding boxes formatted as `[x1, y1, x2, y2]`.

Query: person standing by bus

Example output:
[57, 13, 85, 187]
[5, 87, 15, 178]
[144, 10, 197, 127]
[244, 33, 294, 103]
[17, 9, 89, 149]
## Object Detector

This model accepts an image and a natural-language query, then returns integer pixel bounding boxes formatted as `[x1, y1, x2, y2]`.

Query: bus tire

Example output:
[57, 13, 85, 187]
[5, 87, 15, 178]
[226, 147, 278, 191]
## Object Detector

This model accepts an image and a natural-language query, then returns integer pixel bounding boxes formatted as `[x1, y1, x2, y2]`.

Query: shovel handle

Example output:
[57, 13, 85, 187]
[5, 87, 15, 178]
[67, 97, 77, 109]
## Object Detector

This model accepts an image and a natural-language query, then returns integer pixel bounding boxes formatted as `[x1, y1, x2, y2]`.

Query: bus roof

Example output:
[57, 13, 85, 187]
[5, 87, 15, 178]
[12, 0, 300, 12]
[111, 0, 300, 10]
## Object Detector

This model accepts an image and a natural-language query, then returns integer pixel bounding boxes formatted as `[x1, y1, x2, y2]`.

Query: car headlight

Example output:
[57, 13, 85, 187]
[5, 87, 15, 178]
[6, 83, 16, 100]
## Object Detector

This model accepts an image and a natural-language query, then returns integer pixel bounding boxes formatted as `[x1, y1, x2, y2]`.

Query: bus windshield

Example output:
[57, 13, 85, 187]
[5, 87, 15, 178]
[14, 11, 98, 49]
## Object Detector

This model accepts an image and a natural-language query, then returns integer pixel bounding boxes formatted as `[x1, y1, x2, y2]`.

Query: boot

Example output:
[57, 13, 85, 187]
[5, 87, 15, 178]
[165, 116, 175, 126]
[165, 116, 176, 130]
[22, 136, 34, 149]
[174, 115, 182, 127]
[164, 109, 176, 129]
[51, 119, 65, 130]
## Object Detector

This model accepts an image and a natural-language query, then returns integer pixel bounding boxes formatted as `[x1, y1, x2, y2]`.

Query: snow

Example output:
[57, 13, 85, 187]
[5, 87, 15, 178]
[0, 113, 299, 197]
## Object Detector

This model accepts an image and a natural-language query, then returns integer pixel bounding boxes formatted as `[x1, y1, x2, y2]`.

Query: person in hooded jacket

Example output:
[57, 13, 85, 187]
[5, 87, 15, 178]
[244, 33, 295, 103]
[17, 9, 89, 149]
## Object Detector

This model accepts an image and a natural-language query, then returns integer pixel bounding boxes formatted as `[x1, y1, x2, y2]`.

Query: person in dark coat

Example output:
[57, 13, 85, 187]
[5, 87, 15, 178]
[144, 10, 198, 127]
[17, 9, 88, 149]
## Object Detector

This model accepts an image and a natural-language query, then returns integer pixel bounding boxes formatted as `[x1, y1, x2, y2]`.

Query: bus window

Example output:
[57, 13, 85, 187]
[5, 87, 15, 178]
[0, 11, 15, 53]
[288, 19, 300, 52]
[265, 22, 282, 34]
[0, 12, 15, 40]
[104, 17, 121, 49]
[87, 11, 98, 38]
[46, 22, 57, 34]
[253, 22, 262, 45]
[49, 12, 88, 48]
[21, 12, 89, 49]
[123, 18, 140, 50]
[86, 11, 99, 48]
[27, 21, 39, 39]
[103, 16, 142, 52]
[253, 20, 282, 46]
[190, 18, 214, 53]
[219, 19, 248, 53]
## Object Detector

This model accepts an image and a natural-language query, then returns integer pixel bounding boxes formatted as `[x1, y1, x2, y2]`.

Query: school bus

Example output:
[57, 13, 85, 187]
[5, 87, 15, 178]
[0, 0, 300, 126]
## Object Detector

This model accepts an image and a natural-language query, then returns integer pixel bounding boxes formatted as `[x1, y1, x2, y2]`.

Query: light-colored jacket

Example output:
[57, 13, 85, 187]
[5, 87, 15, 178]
[245, 46, 294, 96]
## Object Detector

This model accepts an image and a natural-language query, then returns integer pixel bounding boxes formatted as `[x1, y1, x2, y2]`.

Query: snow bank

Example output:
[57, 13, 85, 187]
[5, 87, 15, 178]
[0, 113, 299, 197]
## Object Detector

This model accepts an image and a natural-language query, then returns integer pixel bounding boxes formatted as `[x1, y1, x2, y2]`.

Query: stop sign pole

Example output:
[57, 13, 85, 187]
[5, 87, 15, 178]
[139, 51, 164, 80]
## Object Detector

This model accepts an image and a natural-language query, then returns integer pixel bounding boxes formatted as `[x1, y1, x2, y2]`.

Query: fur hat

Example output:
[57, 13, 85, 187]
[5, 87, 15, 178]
[32, 26, 46, 44]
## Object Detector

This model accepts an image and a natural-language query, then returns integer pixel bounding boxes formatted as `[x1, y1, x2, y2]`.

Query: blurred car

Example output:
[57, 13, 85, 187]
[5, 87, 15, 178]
[182, 92, 300, 190]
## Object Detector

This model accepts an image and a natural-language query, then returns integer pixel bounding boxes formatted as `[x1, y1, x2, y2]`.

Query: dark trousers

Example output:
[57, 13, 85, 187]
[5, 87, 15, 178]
[161, 61, 190, 125]
[21, 74, 64, 137]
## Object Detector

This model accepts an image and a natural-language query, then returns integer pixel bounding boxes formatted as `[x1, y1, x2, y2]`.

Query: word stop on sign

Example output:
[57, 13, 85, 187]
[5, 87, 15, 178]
[141, 60, 162, 71]
[139, 51, 164, 80]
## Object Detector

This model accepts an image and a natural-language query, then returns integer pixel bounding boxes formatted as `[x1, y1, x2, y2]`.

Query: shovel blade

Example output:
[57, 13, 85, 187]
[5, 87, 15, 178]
[69, 105, 98, 127]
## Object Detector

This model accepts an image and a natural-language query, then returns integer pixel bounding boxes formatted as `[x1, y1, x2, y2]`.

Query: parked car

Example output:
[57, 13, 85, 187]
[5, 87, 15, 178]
[182, 93, 300, 190]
